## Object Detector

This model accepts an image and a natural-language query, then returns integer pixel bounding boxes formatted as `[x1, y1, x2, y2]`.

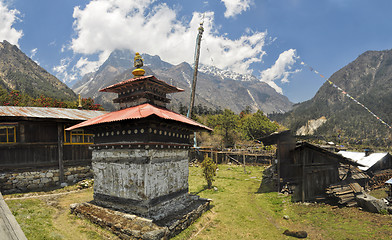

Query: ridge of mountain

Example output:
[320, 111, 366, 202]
[72, 49, 293, 114]
[199, 65, 258, 82]
[0, 40, 76, 101]
[271, 49, 392, 146]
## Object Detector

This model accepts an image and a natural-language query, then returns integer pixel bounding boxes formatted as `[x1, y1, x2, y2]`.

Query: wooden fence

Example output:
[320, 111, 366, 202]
[190, 148, 275, 165]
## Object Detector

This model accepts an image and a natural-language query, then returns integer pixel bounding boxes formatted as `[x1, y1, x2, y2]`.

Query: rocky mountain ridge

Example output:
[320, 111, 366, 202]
[272, 49, 392, 146]
[0, 40, 76, 101]
[72, 49, 293, 113]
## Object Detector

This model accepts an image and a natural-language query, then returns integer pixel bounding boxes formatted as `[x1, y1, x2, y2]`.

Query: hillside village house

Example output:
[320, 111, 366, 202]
[0, 106, 106, 193]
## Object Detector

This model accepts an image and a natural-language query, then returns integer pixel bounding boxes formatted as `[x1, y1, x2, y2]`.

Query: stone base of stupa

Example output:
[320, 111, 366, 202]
[70, 196, 210, 239]
[91, 148, 200, 221]
[93, 191, 199, 221]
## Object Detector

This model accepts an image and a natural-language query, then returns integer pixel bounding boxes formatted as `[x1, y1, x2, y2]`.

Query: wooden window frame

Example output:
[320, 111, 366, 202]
[0, 123, 17, 144]
[64, 128, 94, 145]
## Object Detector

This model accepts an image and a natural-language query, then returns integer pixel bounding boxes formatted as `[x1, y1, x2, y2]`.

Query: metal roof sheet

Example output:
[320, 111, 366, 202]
[99, 75, 184, 93]
[386, 178, 392, 184]
[0, 106, 107, 121]
[66, 103, 212, 131]
[337, 151, 389, 171]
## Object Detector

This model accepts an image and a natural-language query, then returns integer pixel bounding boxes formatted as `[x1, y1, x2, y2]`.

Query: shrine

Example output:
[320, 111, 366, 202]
[67, 53, 211, 221]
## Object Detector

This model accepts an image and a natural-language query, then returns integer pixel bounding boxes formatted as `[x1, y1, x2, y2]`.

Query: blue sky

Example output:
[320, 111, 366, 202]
[1, 0, 392, 103]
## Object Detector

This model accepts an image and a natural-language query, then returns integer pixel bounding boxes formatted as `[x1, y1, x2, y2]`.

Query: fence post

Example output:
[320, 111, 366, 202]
[243, 153, 246, 173]
[57, 123, 64, 183]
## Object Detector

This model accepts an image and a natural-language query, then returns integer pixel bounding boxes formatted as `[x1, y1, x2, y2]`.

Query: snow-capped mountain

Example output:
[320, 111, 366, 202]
[72, 49, 293, 113]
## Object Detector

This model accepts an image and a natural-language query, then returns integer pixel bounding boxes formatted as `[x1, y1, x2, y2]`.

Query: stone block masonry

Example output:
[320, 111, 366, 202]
[0, 165, 92, 194]
[92, 148, 194, 220]
[70, 197, 211, 240]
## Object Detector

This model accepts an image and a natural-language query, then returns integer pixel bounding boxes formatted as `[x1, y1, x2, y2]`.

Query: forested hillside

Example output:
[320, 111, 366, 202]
[270, 50, 392, 147]
[0, 40, 76, 101]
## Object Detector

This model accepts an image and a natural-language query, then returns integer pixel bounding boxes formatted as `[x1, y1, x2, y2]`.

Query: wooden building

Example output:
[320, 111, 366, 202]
[291, 142, 365, 202]
[0, 106, 106, 192]
[261, 132, 366, 202]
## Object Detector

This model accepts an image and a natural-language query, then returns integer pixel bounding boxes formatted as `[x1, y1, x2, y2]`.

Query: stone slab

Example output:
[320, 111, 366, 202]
[70, 198, 210, 239]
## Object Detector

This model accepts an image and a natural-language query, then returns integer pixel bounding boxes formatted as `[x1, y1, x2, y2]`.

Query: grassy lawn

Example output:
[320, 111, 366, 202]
[4, 165, 392, 239]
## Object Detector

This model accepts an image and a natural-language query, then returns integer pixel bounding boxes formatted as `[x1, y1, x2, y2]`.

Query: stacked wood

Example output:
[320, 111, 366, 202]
[368, 169, 392, 190]
[326, 180, 364, 207]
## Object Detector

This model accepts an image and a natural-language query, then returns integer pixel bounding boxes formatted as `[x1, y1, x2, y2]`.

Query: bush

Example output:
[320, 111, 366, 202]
[201, 156, 217, 189]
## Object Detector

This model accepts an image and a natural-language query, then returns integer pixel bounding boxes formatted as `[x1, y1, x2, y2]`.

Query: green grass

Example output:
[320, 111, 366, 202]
[369, 186, 389, 199]
[176, 165, 291, 239]
[6, 199, 61, 239]
[4, 165, 392, 239]
[5, 188, 118, 240]
[175, 165, 392, 240]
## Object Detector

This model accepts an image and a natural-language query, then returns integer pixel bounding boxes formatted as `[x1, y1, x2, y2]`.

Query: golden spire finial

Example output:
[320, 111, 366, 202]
[78, 94, 82, 109]
[132, 52, 145, 77]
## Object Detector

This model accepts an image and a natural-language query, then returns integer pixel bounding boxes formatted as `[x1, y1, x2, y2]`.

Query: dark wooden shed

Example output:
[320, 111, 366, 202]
[291, 142, 365, 202]
[261, 132, 366, 202]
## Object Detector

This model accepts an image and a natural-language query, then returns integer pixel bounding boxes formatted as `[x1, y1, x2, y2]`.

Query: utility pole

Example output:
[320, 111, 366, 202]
[187, 22, 204, 118]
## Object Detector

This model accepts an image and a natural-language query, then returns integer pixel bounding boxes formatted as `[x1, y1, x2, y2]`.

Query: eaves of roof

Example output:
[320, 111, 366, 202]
[66, 103, 212, 132]
[99, 75, 184, 93]
[0, 106, 107, 121]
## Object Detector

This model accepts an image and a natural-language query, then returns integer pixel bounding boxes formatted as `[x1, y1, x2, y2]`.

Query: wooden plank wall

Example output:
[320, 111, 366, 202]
[0, 144, 91, 170]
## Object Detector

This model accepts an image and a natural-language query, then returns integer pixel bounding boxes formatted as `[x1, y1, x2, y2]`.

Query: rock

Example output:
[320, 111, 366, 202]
[356, 193, 388, 213]
[387, 207, 392, 214]
[60, 182, 68, 188]
[69, 203, 79, 213]
[283, 229, 308, 238]
[283, 215, 290, 220]
[213, 187, 218, 191]
[142, 228, 167, 240]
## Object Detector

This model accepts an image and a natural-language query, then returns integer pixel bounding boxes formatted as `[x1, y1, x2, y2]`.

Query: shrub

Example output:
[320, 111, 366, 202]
[201, 156, 217, 189]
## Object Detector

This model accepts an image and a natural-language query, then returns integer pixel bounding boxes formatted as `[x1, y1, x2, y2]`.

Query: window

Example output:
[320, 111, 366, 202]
[0, 124, 17, 144]
[64, 129, 94, 145]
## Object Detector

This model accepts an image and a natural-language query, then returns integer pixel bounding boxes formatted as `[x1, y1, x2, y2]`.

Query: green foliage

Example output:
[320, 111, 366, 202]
[207, 109, 240, 147]
[202, 108, 280, 148]
[240, 110, 279, 140]
[201, 156, 217, 188]
[177, 102, 223, 116]
[0, 85, 104, 110]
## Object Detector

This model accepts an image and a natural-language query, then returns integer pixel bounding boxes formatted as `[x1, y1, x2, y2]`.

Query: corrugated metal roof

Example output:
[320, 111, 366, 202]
[0, 106, 107, 121]
[295, 142, 366, 167]
[66, 103, 212, 131]
[99, 75, 184, 93]
[337, 151, 389, 171]
[339, 164, 369, 180]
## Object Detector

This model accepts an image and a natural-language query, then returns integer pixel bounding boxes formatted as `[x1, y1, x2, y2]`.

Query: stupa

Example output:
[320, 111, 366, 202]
[67, 53, 211, 221]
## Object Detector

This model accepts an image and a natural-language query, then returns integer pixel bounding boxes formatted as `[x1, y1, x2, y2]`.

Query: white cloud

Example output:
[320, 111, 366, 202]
[221, 0, 253, 18]
[259, 49, 300, 94]
[0, 1, 23, 45]
[53, 58, 78, 83]
[30, 48, 37, 58]
[63, 0, 267, 81]
[29, 48, 40, 65]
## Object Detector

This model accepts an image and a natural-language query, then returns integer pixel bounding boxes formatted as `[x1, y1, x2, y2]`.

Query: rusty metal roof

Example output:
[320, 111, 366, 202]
[0, 106, 107, 121]
[99, 75, 184, 93]
[66, 103, 212, 131]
